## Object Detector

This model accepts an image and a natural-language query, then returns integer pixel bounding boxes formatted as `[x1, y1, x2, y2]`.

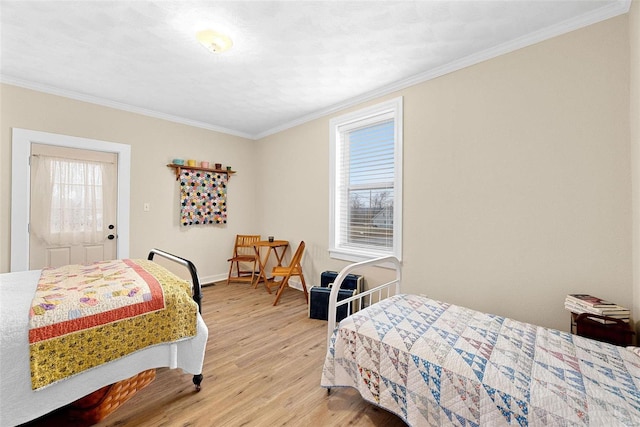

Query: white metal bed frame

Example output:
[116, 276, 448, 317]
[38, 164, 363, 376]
[326, 256, 402, 348]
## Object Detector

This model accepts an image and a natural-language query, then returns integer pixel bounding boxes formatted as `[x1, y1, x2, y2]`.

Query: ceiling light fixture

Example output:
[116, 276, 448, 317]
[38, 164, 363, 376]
[196, 29, 233, 54]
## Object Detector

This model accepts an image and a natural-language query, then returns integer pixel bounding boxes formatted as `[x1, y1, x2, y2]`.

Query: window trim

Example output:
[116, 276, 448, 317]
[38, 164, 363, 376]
[329, 97, 403, 263]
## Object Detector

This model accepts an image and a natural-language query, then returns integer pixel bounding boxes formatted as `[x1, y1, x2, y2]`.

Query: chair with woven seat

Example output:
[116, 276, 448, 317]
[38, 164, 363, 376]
[271, 241, 308, 306]
[226, 234, 261, 286]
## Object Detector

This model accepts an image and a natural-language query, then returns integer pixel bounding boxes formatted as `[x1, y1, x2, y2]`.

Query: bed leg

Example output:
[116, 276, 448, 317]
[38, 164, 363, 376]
[193, 374, 203, 391]
[327, 388, 331, 395]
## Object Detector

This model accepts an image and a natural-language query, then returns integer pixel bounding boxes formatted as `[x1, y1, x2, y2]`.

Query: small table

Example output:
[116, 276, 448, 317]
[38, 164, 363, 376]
[253, 240, 289, 293]
[570, 312, 634, 346]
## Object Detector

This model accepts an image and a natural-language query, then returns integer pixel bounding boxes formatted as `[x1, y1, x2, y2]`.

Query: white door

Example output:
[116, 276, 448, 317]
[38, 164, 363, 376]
[29, 143, 118, 269]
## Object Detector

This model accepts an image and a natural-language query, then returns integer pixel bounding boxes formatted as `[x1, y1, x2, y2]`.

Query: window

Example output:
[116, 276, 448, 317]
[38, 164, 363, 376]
[31, 155, 116, 245]
[329, 97, 403, 262]
[48, 159, 106, 234]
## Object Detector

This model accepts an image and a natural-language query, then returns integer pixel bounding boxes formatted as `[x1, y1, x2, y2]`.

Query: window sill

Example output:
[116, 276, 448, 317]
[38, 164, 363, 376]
[329, 248, 400, 269]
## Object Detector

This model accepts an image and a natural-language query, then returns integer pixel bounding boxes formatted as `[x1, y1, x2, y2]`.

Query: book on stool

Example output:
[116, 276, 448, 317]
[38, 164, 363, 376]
[309, 271, 363, 321]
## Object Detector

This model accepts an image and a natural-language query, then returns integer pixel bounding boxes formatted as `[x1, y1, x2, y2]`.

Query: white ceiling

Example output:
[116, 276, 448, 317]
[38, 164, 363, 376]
[0, 0, 631, 139]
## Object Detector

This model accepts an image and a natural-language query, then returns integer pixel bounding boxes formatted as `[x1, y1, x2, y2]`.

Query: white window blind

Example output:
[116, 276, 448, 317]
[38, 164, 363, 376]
[330, 97, 402, 262]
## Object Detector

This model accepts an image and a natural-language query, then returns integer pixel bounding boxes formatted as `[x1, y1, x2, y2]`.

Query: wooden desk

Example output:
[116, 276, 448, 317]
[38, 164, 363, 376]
[253, 240, 289, 293]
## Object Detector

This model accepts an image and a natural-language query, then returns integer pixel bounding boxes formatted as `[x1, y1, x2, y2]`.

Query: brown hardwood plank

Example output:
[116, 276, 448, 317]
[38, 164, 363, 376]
[22, 282, 407, 426]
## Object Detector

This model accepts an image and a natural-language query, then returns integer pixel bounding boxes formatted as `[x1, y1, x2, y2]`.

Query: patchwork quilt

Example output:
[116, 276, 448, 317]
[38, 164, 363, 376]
[322, 294, 640, 426]
[29, 259, 198, 390]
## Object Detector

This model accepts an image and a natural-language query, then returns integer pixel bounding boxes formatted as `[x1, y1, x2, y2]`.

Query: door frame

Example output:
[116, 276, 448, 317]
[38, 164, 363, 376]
[10, 128, 131, 271]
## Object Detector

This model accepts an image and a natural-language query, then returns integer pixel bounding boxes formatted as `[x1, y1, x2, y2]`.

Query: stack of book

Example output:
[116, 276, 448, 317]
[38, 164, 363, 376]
[564, 294, 630, 323]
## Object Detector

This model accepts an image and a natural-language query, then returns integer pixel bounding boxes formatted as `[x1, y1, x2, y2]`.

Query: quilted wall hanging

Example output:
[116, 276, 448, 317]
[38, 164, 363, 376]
[179, 169, 227, 226]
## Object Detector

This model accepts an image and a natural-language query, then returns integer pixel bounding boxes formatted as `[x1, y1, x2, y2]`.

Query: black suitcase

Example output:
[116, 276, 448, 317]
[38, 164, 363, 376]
[309, 271, 363, 321]
[320, 271, 363, 291]
[309, 287, 355, 322]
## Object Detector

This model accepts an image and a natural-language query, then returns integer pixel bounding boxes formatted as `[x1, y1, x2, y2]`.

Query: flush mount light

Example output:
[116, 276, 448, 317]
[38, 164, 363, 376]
[196, 29, 233, 54]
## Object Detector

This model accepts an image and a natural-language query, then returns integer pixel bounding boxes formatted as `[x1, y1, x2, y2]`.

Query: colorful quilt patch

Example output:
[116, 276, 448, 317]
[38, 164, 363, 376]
[29, 259, 164, 340]
[180, 169, 227, 226]
[29, 259, 198, 390]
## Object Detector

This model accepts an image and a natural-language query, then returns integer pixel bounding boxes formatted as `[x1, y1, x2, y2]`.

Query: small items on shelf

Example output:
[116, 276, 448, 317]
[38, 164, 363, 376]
[564, 293, 630, 323]
[167, 163, 236, 181]
[566, 294, 634, 346]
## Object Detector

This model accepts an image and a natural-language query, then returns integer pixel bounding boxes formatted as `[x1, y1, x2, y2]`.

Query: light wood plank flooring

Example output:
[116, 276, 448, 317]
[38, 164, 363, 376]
[23, 281, 407, 426]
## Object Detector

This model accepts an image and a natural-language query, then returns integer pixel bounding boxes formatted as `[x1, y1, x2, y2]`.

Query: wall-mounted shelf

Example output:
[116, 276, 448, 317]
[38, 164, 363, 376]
[167, 164, 236, 181]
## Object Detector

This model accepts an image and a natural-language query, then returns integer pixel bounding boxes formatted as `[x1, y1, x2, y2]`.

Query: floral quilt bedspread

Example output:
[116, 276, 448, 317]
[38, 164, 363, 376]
[322, 294, 640, 426]
[29, 259, 198, 390]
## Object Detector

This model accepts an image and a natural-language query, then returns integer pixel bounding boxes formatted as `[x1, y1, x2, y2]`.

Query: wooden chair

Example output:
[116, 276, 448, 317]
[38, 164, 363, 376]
[271, 241, 308, 306]
[226, 234, 261, 286]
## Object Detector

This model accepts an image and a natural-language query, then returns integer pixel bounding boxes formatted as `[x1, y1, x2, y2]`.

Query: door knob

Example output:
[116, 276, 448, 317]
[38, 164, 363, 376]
[107, 234, 115, 240]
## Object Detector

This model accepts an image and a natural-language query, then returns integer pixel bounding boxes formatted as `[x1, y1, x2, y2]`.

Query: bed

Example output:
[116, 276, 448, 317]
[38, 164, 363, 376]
[0, 249, 208, 426]
[321, 256, 640, 426]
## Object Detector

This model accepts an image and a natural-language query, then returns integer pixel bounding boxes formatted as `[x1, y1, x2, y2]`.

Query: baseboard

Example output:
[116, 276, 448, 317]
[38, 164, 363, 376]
[197, 274, 304, 290]
[199, 273, 226, 286]
[288, 278, 303, 291]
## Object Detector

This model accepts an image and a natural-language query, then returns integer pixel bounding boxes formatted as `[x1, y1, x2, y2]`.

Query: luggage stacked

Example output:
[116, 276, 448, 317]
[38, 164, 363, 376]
[309, 271, 363, 321]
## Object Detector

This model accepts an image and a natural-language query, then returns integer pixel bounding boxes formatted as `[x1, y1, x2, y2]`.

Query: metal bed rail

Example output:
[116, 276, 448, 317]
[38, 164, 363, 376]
[326, 256, 402, 348]
[148, 248, 203, 313]
[147, 248, 204, 390]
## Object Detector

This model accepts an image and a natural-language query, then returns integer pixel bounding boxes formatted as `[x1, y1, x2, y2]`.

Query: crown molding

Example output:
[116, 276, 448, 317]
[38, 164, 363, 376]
[2, 0, 630, 142]
[255, 0, 631, 140]
[0, 75, 255, 140]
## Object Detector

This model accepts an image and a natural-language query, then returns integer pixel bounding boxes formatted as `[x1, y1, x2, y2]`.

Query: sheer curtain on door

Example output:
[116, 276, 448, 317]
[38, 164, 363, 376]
[30, 155, 116, 245]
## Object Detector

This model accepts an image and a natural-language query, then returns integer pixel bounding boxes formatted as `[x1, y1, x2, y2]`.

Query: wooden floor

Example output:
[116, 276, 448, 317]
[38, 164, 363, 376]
[24, 282, 407, 426]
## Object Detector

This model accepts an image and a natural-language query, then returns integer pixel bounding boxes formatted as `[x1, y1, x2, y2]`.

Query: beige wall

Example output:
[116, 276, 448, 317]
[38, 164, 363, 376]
[257, 15, 632, 331]
[0, 84, 258, 282]
[631, 0, 640, 333]
[0, 12, 632, 332]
